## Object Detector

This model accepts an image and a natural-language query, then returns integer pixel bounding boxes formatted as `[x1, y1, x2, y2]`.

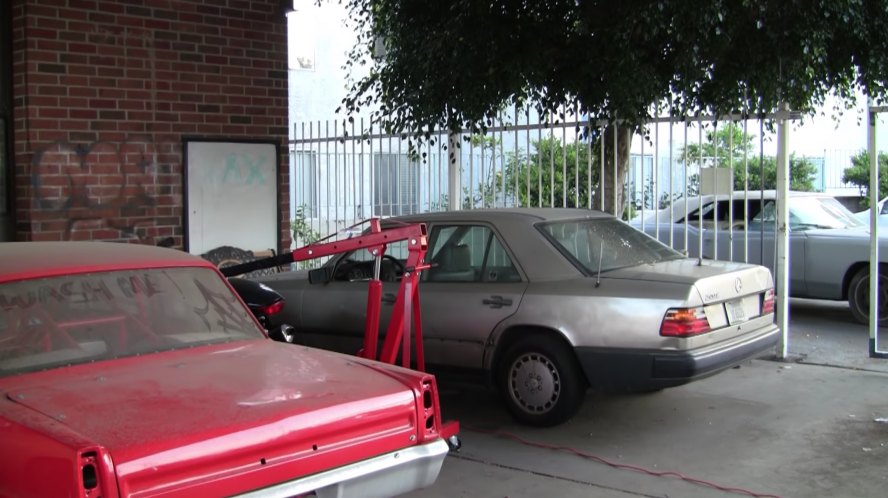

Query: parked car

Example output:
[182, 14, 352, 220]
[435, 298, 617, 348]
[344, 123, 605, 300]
[227, 276, 295, 343]
[0, 242, 452, 498]
[257, 208, 779, 427]
[854, 196, 888, 228]
[633, 190, 888, 325]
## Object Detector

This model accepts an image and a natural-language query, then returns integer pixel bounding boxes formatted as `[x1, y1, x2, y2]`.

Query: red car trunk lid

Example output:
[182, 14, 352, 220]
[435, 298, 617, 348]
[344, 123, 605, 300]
[5, 340, 421, 497]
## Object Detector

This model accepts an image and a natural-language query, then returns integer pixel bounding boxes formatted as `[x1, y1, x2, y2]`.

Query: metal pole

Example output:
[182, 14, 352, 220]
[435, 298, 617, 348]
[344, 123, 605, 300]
[712, 119, 719, 261]
[775, 103, 791, 359]
[743, 118, 749, 263]
[668, 114, 674, 247]
[563, 116, 568, 208]
[574, 104, 580, 208]
[698, 124, 703, 259]
[867, 102, 881, 355]
[613, 122, 618, 216]
[448, 131, 461, 211]
[537, 122, 542, 207]
[683, 120, 688, 254]
[640, 128, 646, 230]
[600, 125, 605, 211]
[654, 121, 660, 240]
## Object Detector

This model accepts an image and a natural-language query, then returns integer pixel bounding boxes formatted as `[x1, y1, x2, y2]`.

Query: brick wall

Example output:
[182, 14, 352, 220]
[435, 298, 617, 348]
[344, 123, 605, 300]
[11, 0, 290, 250]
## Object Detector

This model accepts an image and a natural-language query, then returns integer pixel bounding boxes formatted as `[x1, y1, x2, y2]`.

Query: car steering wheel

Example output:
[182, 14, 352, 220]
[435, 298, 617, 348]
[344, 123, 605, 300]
[381, 255, 406, 282]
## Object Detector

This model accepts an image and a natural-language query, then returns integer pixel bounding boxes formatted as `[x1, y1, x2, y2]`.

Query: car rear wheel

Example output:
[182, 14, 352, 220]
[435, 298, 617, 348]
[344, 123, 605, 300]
[497, 336, 587, 427]
[848, 266, 888, 326]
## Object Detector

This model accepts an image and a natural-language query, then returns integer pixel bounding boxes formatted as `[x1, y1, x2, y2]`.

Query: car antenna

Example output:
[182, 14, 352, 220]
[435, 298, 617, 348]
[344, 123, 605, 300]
[595, 241, 604, 287]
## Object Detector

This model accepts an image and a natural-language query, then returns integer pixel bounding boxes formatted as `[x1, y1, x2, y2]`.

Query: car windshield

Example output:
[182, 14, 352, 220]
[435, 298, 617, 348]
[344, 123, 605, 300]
[753, 196, 864, 230]
[540, 218, 685, 274]
[0, 267, 262, 376]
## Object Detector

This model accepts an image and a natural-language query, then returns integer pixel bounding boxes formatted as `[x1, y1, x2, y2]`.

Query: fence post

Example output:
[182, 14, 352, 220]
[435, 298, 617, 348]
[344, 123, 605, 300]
[867, 100, 882, 356]
[775, 102, 790, 359]
[447, 131, 462, 210]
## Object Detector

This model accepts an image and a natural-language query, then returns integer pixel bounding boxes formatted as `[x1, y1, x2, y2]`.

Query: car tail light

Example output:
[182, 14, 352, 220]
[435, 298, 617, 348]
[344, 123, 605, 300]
[660, 307, 711, 337]
[762, 288, 776, 315]
[261, 299, 284, 316]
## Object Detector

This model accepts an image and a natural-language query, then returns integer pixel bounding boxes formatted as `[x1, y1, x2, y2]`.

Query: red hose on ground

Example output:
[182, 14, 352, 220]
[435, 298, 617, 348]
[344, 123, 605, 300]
[466, 426, 783, 498]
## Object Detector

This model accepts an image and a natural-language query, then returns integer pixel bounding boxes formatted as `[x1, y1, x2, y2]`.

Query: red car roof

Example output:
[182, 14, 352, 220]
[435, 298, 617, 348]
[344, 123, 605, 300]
[0, 242, 216, 283]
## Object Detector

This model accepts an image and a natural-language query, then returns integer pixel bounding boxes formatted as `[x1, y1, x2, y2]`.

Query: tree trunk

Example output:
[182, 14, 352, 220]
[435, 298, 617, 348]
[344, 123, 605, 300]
[594, 124, 632, 218]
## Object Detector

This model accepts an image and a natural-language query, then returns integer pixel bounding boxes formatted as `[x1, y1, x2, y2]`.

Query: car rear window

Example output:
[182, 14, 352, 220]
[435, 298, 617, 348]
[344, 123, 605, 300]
[540, 218, 684, 273]
[0, 267, 262, 376]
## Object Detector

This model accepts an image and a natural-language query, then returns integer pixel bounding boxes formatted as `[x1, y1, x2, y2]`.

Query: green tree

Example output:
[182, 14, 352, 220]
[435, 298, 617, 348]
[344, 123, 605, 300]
[503, 136, 597, 208]
[291, 204, 321, 269]
[842, 151, 888, 207]
[680, 123, 755, 172]
[738, 155, 818, 192]
[463, 134, 503, 208]
[680, 123, 817, 191]
[339, 1, 888, 216]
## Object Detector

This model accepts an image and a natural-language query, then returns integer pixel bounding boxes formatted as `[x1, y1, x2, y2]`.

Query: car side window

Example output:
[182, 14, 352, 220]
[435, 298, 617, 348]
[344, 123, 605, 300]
[424, 225, 519, 283]
[332, 239, 407, 282]
[753, 200, 777, 223]
[881, 201, 888, 215]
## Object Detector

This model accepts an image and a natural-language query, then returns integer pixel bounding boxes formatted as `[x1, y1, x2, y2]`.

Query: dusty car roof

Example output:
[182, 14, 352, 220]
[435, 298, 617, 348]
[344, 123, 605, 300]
[0, 242, 215, 283]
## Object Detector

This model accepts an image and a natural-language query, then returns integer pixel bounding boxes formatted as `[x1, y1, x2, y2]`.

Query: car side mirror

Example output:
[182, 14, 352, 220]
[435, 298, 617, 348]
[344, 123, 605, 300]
[268, 324, 295, 343]
[308, 267, 332, 285]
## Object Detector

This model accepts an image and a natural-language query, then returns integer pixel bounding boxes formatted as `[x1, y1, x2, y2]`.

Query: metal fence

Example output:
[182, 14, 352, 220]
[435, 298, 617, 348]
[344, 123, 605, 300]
[288, 108, 869, 247]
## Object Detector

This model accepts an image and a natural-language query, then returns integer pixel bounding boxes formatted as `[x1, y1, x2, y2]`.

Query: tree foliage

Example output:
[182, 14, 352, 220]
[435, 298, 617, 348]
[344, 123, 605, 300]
[338, 0, 888, 215]
[503, 136, 598, 208]
[340, 1, 888, 134]
[842, 151, 888, 206]
[680, 123, 817, 192]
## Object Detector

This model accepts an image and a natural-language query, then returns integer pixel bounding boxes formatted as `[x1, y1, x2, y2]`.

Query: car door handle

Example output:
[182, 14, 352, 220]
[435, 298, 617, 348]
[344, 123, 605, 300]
[483, 295, 513, 308]
[382, 293, 396, 304]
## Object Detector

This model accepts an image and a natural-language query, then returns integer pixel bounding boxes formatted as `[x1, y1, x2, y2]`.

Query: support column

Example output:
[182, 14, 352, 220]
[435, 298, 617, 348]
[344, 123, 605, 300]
[775, 104, 790, 359]
[447, 132, 461, 211]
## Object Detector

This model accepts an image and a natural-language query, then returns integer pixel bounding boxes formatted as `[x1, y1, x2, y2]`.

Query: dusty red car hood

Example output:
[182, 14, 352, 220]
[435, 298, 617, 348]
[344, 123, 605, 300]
[4, 340, 422, 497]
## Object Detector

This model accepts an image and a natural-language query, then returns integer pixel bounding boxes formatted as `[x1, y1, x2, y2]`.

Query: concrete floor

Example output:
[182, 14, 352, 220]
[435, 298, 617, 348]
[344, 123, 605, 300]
[407, 300, 888, 498]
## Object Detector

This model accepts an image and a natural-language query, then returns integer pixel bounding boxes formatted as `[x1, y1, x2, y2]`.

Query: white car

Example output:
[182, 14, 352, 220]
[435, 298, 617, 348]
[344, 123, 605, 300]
[854, 196, 888, 228]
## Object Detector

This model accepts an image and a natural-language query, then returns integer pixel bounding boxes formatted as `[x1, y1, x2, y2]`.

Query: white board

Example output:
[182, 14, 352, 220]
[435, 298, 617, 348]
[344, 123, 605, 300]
[700, 167, 734, 196]
[185, 140, 279, 255]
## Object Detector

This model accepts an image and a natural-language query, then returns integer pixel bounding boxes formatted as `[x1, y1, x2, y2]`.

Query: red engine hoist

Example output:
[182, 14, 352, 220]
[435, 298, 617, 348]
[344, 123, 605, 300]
[221, 221, 460, 450]
[221, 219, 429, 370]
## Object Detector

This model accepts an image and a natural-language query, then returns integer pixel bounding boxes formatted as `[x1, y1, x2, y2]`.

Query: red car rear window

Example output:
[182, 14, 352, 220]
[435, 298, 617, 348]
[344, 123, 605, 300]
[0, 267, 263, 376]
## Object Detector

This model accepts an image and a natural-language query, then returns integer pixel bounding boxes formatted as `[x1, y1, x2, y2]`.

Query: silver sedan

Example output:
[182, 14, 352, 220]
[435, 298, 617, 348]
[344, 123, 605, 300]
[259, 208, 779, 426]
[634, 191, 888, 326]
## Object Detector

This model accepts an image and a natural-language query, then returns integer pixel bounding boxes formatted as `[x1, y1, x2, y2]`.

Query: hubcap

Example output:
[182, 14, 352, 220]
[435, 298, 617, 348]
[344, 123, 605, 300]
[854, 274, 888, 321]
[508, 352, 560, 414]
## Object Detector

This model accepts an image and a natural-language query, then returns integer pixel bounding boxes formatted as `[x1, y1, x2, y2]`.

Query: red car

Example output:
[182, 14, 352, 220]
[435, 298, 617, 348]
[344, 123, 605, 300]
[0, 242, 452, 498]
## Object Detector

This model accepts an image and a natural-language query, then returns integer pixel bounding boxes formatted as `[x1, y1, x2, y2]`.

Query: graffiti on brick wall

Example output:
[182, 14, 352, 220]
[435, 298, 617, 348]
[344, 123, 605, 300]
[30, 135, 172, 244]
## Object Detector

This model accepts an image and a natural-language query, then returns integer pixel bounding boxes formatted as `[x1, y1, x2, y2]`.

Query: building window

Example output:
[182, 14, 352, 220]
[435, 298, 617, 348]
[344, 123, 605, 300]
[294, 150, 319, 215]
[373, 153, 419, 216]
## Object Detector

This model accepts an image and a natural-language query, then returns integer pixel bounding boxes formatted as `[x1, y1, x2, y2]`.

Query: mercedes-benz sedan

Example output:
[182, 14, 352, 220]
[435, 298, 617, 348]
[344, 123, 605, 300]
[259, 208, 780, 427]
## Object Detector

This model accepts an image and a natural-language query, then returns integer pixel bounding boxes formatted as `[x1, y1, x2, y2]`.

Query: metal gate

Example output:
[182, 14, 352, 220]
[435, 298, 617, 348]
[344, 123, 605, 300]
[290, 105, 885, 359]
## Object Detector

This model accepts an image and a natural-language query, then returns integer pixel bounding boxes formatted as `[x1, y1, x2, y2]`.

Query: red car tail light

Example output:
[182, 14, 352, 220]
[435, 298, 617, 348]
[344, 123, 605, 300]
[762, 288, 776, 315]
[660, 307, 711, 337]
[261, 299, 284, 316]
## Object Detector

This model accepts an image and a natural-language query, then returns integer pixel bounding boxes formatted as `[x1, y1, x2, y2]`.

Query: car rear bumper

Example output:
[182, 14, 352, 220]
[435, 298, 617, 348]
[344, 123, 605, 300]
[575, 323, 780, 392]
[234, 439, 449, 498]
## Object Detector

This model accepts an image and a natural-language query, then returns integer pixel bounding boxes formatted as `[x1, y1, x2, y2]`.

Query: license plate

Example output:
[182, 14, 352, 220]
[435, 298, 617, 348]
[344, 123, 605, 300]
[726, 296, 759, 325]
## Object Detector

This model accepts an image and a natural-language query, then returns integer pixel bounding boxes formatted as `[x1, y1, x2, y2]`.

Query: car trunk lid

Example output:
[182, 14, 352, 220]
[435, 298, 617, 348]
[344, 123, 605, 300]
[607, 259, 774, 338]
[5, 340, 423, 497]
